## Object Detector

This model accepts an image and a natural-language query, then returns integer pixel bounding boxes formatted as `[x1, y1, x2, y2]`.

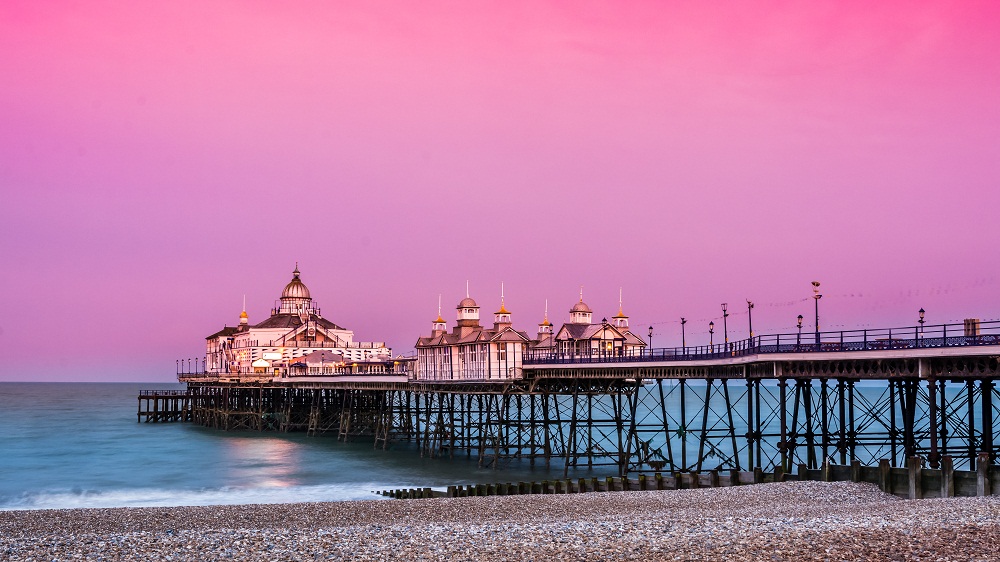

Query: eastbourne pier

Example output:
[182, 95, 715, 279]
[140, 267, 1000, 495]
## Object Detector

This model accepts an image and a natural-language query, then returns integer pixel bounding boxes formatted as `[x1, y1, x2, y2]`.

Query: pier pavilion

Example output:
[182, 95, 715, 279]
[150, 274, 1000, 481]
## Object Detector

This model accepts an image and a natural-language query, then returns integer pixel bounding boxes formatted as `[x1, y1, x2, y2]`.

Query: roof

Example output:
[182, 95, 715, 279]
[416, 326, 530, 347]
[623, 332, 647, 346]
[458, 297, 478, 308]
[556, 323, 629, 341]
[300, 350, 346, 364]
[281, 266, 311, 300]
[206, 326, 238, 340]
[570, 301, 592, 313]
[252, 313, 344, 331]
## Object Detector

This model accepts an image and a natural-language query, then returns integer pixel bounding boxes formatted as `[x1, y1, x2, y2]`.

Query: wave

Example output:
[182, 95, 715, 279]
[0, 483, 397, 511]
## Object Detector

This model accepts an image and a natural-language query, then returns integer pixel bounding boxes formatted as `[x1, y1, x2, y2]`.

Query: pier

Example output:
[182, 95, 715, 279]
[142, 319, 1000, 477]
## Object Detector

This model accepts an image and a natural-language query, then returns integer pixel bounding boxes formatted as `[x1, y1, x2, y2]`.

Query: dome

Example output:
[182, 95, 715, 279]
[458, 297, 478, 309]
[570, 300, 592, 314]
[281, 265, 311, 300]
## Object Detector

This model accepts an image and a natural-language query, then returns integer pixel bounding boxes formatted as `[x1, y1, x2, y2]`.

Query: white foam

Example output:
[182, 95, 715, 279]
[0, 483, 393, 511]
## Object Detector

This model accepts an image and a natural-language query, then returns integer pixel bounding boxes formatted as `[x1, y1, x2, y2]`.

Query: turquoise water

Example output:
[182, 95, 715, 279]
[0, 383, 576, 510]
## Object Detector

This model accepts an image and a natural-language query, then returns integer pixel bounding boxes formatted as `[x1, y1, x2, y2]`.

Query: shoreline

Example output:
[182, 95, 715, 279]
[3, 481, 1000, 560]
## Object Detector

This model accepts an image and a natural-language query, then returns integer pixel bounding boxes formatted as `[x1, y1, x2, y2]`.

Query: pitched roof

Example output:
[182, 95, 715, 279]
[252, 313, 344, 331]
[205, 326, 238, 340]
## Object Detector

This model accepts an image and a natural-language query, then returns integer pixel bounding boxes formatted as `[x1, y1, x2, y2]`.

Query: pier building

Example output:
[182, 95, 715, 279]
[414, 294, 531, 381]
[549, 293, 647, 357]
[204, 266, 392, 379]
[154, 273, 1000, 482]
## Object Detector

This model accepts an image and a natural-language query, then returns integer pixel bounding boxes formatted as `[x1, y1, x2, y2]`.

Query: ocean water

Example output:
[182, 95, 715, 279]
[0, 383, 575, 510]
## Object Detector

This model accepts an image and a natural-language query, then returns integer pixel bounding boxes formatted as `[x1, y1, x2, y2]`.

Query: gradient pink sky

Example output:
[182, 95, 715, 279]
[2, 1, 998, 381]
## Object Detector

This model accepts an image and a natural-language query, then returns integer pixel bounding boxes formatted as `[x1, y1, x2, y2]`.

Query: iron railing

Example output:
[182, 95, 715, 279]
[524, 320, 1000, 365]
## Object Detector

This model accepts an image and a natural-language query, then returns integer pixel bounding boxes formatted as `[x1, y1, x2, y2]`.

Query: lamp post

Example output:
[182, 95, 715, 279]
[747, 300, 754, 341]
[721, 303, 729, 352]
[812, 281, 822, 350]
[648, 325, 653, 357]
[602, 317, 608, 356]
[709, 321, 715, 350]
[919, 308, 925, 345]
[797, 314, 803, 347]
[681, 317, 687, 356]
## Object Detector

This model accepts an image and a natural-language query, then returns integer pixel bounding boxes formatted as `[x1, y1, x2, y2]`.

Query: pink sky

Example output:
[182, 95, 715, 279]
[2, 1, 999, 381]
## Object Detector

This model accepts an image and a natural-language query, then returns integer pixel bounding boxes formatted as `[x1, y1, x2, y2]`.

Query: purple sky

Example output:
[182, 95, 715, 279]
[2, 2, 999, 382]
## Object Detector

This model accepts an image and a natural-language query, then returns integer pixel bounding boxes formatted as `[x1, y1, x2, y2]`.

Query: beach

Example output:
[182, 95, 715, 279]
[2, 481, 1000, 561]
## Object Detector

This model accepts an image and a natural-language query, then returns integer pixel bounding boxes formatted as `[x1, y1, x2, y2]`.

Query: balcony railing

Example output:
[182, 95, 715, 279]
[524, 320, 1000, 365]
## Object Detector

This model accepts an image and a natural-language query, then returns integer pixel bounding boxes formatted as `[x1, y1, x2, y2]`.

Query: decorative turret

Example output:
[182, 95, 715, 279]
[494, 283, 512, 329]
[277, 263, 316, 315]
[612, 287, 629, 331]
[537, 299, 553, 339]
[432, 295, 447, 336]
[538, 299, 552, 343]
[570, 286, 593, 325]
[238, 295, 249, 331]
[456, 282, 481, 328]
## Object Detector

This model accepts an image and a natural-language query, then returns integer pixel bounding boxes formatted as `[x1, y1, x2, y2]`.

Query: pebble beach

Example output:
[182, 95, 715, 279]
[2, 481, 1000, 561]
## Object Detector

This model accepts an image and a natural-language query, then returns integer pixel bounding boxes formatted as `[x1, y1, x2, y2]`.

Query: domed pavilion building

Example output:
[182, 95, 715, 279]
[204, 265, 392, 377]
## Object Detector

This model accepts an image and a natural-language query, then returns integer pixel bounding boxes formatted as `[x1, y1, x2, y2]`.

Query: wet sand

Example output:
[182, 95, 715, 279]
[2, 481, 999, 561]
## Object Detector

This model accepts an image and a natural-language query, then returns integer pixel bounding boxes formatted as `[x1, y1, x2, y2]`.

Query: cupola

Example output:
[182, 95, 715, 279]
[612, 288, 629, 330]
[494, 283, 512, 328]
[277, 263, 317, 315]
[570, 287, 593, 325]
[456, 284, 481, 327]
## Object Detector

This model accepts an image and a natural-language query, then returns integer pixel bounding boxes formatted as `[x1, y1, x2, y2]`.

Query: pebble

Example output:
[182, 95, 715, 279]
[1, 481, 999, 560]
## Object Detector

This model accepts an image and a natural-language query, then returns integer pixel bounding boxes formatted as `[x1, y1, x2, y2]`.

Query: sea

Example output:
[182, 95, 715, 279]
[0, 382, 575, 511]
[1, 380, 966, 510]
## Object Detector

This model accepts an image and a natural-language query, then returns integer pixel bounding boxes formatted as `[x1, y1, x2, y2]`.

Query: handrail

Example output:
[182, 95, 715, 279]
[524, 319, 1000, 365]
[139, 390, 189, 396]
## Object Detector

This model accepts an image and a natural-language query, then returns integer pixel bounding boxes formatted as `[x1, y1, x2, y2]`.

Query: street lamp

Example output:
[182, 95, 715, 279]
[709, 321, 715, 349]
[648, 325, 653, 356]
[747, 300, 754, 340]
[812, 281, 822, 350]
[797, 314, 804, 347]
[919, 308, 925, 344]
[680, 317, 687, 355]
[721, 303, 729, 351]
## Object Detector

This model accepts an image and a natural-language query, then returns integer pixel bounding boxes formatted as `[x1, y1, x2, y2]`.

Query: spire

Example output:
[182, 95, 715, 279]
[612, 287, 629, 329]
[539, 299, 552, 327]
[466, 280, 470, 298]
[494, 282, 511, 325]
[432, 294, 447, 333]
[615, 287, 626, 317]
[579, 285, 584, 302]
[537, 298, 553, 335]
[239, 294, 249, 325]
[497, 282, 509, 314]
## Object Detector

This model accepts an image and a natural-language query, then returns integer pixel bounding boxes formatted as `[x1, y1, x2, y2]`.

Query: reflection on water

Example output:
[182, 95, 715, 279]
[223, 437, 302, 488]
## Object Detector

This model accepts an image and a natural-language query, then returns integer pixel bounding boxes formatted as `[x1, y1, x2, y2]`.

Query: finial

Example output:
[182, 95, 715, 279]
[501, 282, 505, 307]
[466, 280, 470, 298]
[544, 299, 549, 321]
[579, 285, 584, 302]
[618, 287, 624, 315]
[434, 294, 445, 324]
[242, 294, 246, 312]
[293, 262, 300, 277]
